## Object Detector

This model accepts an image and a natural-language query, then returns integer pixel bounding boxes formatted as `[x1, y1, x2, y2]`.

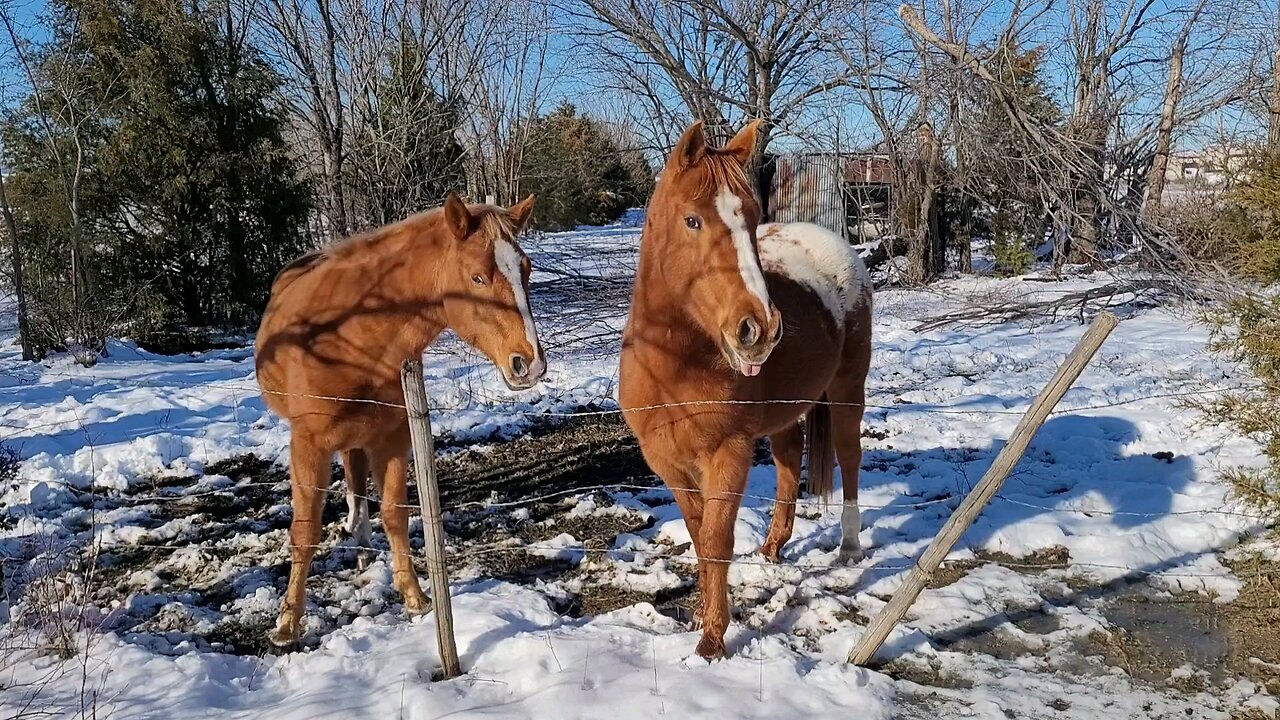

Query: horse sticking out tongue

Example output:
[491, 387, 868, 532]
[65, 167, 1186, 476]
[742, 362, 762, 377]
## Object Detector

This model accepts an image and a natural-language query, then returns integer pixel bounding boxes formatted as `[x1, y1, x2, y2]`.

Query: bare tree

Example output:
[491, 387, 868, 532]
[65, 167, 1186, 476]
[0, 137, 32, 361]
[0, 2, 117, 356]
[257, 0, 351, 239]
[0, 53, 33, 361]
[456, 0, 553, 205]
[1143, 3, 1203, 217]
[1270, 8, 1280, 151]
[575, 0, 854, 183]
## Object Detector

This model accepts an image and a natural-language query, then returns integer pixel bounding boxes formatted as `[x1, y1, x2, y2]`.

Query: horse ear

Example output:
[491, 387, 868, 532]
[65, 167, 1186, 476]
[508, 194, 536, 231]
[669, 121, 707, 171]
[443, 192, 473, 240]
[722, 119, 764, 166]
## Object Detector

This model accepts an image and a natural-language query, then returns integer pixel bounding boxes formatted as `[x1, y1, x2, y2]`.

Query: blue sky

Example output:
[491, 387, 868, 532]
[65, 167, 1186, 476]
[2, 0, 1268, 151]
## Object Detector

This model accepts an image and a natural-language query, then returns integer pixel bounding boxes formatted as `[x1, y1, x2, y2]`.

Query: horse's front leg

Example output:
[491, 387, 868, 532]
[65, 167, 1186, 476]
[270, 436, 329, 647]
[694, 438, 752, 660]
[660, 467, 706, 629]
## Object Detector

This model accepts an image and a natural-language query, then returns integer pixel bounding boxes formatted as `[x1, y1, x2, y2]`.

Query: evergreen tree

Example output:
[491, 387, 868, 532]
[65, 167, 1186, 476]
[1187, 156, 1280, 516]
[519, 104, 652, 231]
[960, 44, 1061, 274]
[7, 0, 310, 352]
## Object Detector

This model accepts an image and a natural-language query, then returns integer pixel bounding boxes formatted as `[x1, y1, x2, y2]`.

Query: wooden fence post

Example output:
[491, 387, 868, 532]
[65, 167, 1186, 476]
[847, 311, 1119, 666]
[401, 359, 462, 679]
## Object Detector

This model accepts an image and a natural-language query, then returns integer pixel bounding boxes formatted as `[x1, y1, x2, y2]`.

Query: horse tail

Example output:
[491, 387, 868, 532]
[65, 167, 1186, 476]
[805, 395, 835, 500]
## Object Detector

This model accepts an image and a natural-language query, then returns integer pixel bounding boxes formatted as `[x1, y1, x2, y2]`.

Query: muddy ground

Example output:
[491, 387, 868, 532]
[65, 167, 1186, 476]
[10, 414, 1280, 712]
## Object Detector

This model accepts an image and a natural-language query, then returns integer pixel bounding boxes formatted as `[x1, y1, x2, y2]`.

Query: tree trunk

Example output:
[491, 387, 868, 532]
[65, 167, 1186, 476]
[908, 122, 942, 284]
[0, 169, 34, 360]
[319, 135, 349, 240]
[1145, 37, 1184, 218]
[748, 121, 771, 203]
[949, 90, 972, 274]
[1271, 12, 1280, 153]
[1068, 104, 1105, 266]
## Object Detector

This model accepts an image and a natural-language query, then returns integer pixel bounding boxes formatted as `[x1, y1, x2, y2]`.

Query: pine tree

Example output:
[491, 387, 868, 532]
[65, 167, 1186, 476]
[519, 104, 653, 231]
[960, 44, 1062, 274]
[7, 0, 310, 352]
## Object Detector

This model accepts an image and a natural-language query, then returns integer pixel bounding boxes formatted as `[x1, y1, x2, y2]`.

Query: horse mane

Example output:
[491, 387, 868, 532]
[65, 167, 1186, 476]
[682, 149, 755, 200]
[472, 204, 519, 242]
[272, 203, 522, 290]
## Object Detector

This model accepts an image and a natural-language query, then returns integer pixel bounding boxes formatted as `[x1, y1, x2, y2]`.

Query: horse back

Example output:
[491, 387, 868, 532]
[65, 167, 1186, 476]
[270, 249, 328, 296]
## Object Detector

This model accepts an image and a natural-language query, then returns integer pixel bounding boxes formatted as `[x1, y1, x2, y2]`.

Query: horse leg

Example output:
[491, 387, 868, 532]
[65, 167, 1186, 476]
[269, 436, 329, 647]
[831, 311, 873, 563]
[831, 400, 866, 563]
[758, 423, 803, 562]
[662, 467, 705, 628]
[372, 441, 429, 615]
[342, 448, 373, 571]
[695, 440, 752, 660]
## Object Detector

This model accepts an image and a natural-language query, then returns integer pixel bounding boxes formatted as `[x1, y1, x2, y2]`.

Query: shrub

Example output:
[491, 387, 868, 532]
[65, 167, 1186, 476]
[1190, 156, 1280, 513]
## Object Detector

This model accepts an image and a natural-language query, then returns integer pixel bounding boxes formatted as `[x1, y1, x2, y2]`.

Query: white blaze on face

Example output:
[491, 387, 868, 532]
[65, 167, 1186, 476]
[494, 238, 544, 375]
[714, 186, 771, 315]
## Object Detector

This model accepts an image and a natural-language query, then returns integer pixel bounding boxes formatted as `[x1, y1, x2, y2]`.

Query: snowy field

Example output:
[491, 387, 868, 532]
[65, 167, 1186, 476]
[2, 212, 1277, 719]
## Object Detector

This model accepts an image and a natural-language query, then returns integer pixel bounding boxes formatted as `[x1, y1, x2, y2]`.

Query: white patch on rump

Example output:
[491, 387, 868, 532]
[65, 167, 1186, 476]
[714, 187, 771, 313]
[757, 222, 872, 327]
[494, 239, 543, 370]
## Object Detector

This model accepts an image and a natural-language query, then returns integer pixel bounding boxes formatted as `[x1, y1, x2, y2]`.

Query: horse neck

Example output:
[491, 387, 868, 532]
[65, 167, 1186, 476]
[375, 219, 450, 356]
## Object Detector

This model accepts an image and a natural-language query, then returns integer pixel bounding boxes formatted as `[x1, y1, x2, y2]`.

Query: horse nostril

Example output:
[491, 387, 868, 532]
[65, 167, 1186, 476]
[738, 317, 760, 347]
[510, 354, 529, 378]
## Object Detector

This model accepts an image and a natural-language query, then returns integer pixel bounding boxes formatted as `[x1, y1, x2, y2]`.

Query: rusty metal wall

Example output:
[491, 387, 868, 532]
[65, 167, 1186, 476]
[764, 154, 847, 237]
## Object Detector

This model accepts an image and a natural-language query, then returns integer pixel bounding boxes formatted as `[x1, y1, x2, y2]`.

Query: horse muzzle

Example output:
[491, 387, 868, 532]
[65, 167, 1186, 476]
[503, 350, 547, 390]
[721, 311, 782, 378]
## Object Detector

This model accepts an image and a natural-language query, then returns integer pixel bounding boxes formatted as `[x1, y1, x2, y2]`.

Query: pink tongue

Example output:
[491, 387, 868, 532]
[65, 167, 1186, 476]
[742, 363, 762, 377]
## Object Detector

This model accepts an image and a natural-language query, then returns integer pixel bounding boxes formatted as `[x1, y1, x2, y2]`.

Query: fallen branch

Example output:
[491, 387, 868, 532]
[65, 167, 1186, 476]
[912, 279, 1168, 332]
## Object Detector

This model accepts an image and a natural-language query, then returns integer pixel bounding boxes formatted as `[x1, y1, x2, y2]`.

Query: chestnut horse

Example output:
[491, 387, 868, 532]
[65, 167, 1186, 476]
[619, 121, 872, 659]
[255, 193, 544, 646]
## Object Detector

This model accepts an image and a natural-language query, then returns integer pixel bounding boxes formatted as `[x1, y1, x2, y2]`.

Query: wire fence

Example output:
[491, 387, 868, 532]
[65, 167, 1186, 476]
[0, 366, 1246, 446]
[0, 353, 1271, 672]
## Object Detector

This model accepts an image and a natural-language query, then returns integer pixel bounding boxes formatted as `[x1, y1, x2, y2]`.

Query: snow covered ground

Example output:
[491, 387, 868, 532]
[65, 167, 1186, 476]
[1, 212, 1276, 719]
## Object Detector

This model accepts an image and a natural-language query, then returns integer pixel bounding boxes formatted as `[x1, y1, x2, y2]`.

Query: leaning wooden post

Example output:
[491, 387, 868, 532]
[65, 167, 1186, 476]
[848, 311, 1119, 666]
[401, 359, 462, 679]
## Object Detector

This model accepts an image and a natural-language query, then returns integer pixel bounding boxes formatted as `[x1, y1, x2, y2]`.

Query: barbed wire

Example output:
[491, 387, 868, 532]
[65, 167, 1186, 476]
[0, 366, 1242, 450]
[0, 531, 1251, 583]
[6, 473, 1275, 523]
[0, 339, 1267, 655]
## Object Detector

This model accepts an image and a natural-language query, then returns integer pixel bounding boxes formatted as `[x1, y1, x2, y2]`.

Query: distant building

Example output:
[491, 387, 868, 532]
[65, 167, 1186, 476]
[762, 152, 894, 242]
[1166, 145, 1255, 185]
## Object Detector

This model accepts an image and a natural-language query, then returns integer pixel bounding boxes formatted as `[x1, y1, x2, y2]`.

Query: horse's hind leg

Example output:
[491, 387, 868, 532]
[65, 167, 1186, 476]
[371, 438, 429, 615]
[830, 309, 873, 563]
[341, 449, 373, 571]
[758, 422, 803, 563]
[270, 435, 329, 646]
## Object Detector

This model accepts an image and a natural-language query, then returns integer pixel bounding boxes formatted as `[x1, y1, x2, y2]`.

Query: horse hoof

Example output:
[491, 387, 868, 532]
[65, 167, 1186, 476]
[356, 550, 372, 572]
[838, 546, 865, 564]
[402, 589, 431, 616]
[757, 542, 782, 563]
[695, 634, 726, 660]
[267, 621, 300, 648]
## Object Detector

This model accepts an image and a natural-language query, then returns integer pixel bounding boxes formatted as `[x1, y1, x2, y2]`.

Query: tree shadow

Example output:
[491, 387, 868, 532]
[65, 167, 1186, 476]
[834, 413, 1245, 664]
[855, 414, 1190, 560]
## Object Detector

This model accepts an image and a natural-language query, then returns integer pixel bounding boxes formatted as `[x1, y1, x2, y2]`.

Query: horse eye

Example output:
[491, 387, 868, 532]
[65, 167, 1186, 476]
[472, 274, 486, 286]
[685, 216, 701, 230]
